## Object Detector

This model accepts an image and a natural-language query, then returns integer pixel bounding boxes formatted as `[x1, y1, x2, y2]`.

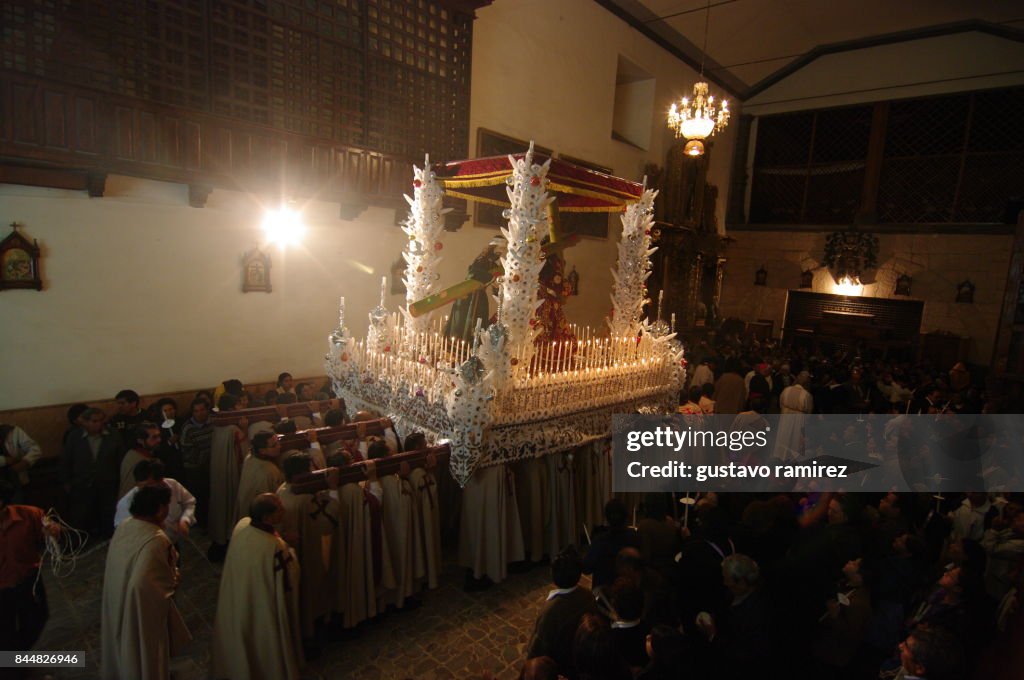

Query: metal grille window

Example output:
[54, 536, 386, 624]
[746, 87, 1024, 227]
[750, 105, 871, 225]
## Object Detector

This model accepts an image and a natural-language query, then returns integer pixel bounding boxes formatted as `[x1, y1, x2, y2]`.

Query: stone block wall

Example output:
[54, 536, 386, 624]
[719, 231, 1013, 365]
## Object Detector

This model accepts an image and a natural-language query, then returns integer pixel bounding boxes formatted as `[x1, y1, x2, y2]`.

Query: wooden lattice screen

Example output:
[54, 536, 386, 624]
[0, 0, 478, 204]
[747, 86, 1024, 228]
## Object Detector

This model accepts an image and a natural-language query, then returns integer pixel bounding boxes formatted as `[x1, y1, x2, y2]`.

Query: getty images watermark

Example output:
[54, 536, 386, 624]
[612, 413, 1024, 493]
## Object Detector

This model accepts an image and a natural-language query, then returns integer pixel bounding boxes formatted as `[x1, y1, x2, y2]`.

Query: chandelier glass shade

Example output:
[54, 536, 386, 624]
[668, 81, 729, 144]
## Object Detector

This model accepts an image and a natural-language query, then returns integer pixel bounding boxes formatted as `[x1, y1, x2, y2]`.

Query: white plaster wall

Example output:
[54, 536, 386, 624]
[0, 179, 448, 409]
[612, 78, 656, 150]
[0, 0, 736, 409]
[718, 231, 1013, 365]
[743, 32, 1024, 116]
[470, 0, 737, 330]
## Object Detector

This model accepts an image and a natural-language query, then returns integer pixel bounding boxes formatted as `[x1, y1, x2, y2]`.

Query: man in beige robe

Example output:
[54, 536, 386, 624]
[101, 484, 190, 680]
[575, 441, 611, 538]
[409, 459, 442, 589]
[375, 441, 423, 609]
[212, 494, 303, 680]
[336, 461, 396, 628]
[515, 457, 548, 563]
[208, 394, 247, 560]
[236, 431, 286, 522]
[118, 422, 161, 499]
[277, 453, 339, 642]
[459, 463, 525, 585]
[546, 451, 576, 559]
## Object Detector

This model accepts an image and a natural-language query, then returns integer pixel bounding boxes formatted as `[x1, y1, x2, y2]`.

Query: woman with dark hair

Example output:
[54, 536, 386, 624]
[276, 372, 294, 395]
[294, 382, 313, 402]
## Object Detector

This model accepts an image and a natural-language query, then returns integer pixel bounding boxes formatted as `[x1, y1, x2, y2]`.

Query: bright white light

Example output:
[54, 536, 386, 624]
[834, 275, 863, 296]
[262, 206, 305, 247]
[681, 117, 715, 139]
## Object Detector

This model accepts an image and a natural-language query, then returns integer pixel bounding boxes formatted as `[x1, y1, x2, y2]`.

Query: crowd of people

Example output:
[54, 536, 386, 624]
[3, 340, 1024, 679]
[512, 334, 1023, 680]
[518, 488, 1023, 680]
[0, 372, 446, 679]
[681, 332, 1021, 417]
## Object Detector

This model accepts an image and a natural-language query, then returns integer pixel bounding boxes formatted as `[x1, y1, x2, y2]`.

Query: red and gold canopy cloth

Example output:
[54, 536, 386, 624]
[435, 153, 643, 212]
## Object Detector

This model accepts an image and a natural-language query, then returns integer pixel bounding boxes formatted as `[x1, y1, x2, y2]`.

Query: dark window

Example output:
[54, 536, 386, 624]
[746, 87, 1024, 227]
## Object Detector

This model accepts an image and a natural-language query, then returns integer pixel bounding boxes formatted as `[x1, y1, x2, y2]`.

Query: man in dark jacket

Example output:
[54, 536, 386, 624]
[583, 499, 640, 592]
[60, 407, 124, 538]
[526, 548, 598, 677]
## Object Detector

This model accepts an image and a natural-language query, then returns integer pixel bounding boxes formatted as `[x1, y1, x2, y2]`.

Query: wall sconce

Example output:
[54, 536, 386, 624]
[799, 269, 814, 288]
[754, 265, 768, 286]
[894, 273, 912, 296]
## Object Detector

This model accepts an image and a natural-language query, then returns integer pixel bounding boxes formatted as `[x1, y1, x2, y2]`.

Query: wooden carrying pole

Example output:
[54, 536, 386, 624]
[290, 445, 451, 494]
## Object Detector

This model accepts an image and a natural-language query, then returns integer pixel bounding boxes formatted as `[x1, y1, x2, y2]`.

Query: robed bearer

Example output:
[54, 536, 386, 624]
[100, 484, 191, 680]
[207, 394, 247, 562]
[235, 431, 286, 522]
[212, 493, 304, 680]
[276, 453, 340, 654]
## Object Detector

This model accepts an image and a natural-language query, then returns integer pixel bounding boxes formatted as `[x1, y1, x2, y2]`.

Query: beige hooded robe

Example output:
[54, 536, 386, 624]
[514, 456, 549, 562]
[380, 472, 422, 607]
[211, 518, 304, 680]
[408, 466, 442, 589]
[458, 463, 525, 583]
[575, 441, 611, 536]
[236, 454, 285, 521]
[546, 450, 577, 558]
[277, 482, 339, 637]
[335, 482, 396, 628]
[208, 423, 245, 545]
[100, 518, 190, 680]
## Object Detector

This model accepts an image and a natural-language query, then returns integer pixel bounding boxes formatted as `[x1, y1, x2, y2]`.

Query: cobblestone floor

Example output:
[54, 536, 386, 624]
[28, 528, 562, 679]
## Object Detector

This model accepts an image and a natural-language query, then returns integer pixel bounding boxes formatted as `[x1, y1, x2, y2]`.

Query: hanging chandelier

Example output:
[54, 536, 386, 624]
[666, 0, 729, 157]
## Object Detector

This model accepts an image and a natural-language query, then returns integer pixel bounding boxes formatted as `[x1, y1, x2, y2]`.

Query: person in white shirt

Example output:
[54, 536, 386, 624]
[689, 358, 715, 390]
[114, 458, 196, 546]
[0, 424, 42, 494]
